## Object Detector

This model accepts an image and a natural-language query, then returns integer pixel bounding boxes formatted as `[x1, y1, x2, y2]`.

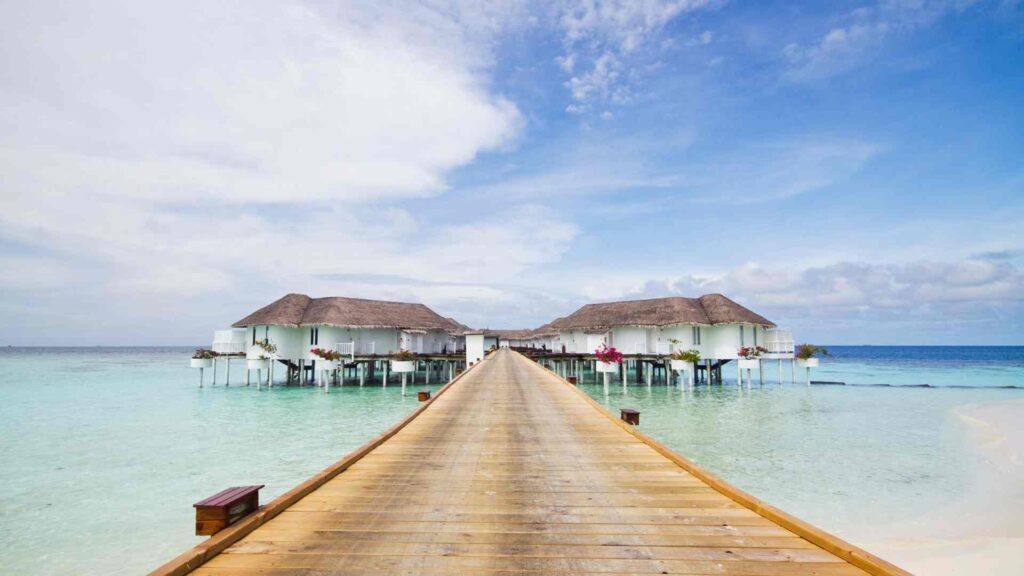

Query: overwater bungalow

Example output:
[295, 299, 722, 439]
[212, 293, 465, 368]
[547, 294, 793, 360]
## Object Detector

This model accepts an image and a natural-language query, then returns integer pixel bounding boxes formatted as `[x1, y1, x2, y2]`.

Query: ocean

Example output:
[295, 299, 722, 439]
[1, 346, 1022, 574]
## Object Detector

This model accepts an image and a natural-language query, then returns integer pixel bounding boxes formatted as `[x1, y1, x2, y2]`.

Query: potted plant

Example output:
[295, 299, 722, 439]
[669, 348, 700, 372]
[795, 344, 830, 368]
[248, 338, 276, 370]
[594, 344, 623, 373]
[390, 349, 416, 373]
[737, 345, 767, 369]
[191, 349, 218, 368]
[310, 347, 343, 370]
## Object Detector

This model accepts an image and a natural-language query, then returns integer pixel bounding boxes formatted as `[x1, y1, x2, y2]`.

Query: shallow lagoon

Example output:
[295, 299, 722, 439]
[1, 346, 1022, 574]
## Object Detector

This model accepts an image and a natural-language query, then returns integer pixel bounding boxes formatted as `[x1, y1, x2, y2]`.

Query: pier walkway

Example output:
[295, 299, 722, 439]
[154, 349, 908, 576]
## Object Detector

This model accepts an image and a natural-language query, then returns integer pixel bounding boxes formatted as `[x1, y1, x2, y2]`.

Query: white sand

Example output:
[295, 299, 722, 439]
[853, 397, 1024, 575]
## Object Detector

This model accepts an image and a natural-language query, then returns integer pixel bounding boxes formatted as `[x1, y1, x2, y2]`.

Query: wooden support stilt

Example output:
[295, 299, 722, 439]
[246, 367, 250, 387]
[199, 367, 204, 388]
[225, 357, 230, 386]
[211, 358, 217, 386]
[401, 372, 407, 396]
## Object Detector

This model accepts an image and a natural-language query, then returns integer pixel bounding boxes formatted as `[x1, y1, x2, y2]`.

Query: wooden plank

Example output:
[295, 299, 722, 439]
[150, 349, 906, 576]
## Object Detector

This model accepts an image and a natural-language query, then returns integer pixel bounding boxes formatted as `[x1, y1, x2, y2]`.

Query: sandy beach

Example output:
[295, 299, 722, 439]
[855, 397, 1024, 575]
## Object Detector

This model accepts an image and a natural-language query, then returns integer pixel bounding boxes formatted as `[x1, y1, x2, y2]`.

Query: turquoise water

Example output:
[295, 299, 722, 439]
[0, 348, 432, 575]
[1, 346, 1022, 574]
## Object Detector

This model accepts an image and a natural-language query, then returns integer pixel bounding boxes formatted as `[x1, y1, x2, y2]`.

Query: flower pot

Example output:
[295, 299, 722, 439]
[596, 361, 618, 373]
[247, 358, 269, 370]
[738, 358, 760, 369]
[391, 360, 416, 373]
[797, 358, 819, 368]
[669, 359, 689, 371]
[191, 358, 213, 368]
[315, 359, 337, 370]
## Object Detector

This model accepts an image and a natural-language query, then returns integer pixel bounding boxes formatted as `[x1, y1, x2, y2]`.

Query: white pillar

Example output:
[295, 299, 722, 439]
[383, 363, 388, 388]
[778, 359, 783, 384]
[325, 368, 331, 393]
[211, 358, 217, 386]
[603, 371, 609, 395]
[256, 369, 262, 390]
[360, 363, 365, 387]
[737, 362, 742, 386]
[246, 367, 250, 387]
[268, 361, 274, 388]
[198, 367, 203, 388]
[401, 372, 407, 396]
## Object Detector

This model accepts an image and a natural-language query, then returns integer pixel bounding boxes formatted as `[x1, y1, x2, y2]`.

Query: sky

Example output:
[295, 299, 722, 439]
[0, 0, 1022, 346]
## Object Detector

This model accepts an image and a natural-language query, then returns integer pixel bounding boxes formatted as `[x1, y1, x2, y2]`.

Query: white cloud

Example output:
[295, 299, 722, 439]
[0, 0, 576, 340]
[616, 259, 1024, 342]
[782, 0, 982, 81]
[556, 0, 715, 105]
[0, 1, 522, 204]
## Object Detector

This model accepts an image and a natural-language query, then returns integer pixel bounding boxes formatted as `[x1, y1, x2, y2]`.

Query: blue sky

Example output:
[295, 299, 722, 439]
[1, 0, 1022, 345]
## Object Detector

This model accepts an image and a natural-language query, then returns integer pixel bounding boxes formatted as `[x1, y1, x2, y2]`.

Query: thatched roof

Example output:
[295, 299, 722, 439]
[481, 329, 535, 340]
[550, 295, 774, 330]
[232, 294, 460, 330]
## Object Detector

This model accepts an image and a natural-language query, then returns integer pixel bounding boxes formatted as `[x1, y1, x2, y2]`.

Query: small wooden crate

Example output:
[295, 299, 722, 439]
[194, 485, 264, 536]
[620, 408, 640, 426]
[418, 390, 431, 401]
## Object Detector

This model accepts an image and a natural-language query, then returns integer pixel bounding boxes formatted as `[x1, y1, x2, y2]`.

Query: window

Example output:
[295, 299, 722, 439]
[740, 325, 745, 346]
[309, 327, 320, 345]
[753, 326, 758, 346]
[692, 326, 701, 345]
[252, 327, 256, 345]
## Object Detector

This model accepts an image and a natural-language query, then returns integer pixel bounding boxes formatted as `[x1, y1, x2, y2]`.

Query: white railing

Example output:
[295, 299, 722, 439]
[763, 328, 795, 355]
[656, 342, 671, 356]
[634, 343, 647, 355]
[212, 329, 247, 354]
[336, 342, 355, 359]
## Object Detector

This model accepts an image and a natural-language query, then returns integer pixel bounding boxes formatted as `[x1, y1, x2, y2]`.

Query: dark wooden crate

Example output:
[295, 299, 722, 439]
[194, 485, 264, 536]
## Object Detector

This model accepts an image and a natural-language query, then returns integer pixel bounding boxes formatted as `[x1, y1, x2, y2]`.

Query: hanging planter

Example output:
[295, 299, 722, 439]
[669, 348, 700, 372]
[795, 344, 830, 368]
[596, 361, 619, 373]
[738, 358, 760, 369]
[191, 349, 216, 368]
[247, 358, 270, 370]
[391, 349, 416, 373]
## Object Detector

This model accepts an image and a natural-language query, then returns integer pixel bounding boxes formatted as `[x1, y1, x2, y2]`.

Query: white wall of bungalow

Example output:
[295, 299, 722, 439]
[558, 324, 768, 359]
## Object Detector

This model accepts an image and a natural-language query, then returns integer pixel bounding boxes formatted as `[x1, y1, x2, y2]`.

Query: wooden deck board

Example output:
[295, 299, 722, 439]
[155, 350, 908, 576]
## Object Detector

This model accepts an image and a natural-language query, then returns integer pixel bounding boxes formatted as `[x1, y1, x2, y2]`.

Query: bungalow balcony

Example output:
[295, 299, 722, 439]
[211, 329, 247, 355]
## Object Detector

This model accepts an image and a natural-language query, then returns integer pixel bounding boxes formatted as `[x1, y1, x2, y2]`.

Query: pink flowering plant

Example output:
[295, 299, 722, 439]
[737, 345, 768, 359]
[310, 347, 343, 362]
[594, 344, 624, 365]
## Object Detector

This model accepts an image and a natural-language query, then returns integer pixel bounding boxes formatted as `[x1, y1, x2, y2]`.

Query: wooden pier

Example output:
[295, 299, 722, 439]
[153, 349, 909, 576]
